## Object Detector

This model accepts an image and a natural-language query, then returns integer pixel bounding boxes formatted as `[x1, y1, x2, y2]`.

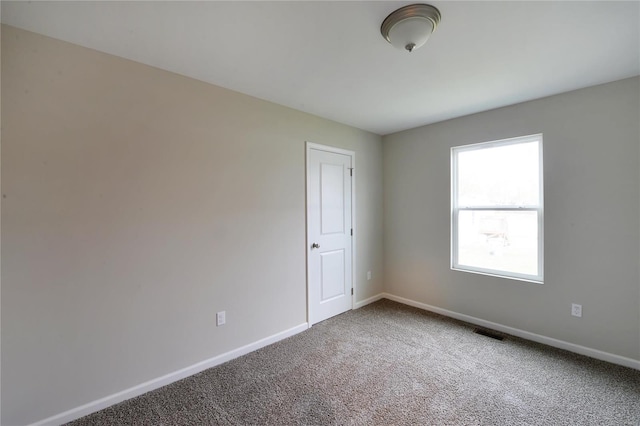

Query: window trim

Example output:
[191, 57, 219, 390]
[451, 134, 544, 283]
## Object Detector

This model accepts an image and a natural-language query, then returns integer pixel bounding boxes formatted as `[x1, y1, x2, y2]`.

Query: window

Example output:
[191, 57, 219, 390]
[451, 134, 543, 283]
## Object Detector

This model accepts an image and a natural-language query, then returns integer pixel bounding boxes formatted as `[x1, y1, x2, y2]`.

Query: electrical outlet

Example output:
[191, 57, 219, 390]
[367, 271, 372, 280]
[216, 311, 226, 326]
[571, 304, 582, 318]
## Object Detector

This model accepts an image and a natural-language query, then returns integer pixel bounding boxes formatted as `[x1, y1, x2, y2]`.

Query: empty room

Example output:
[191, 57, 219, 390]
[2, 1, 639, 425]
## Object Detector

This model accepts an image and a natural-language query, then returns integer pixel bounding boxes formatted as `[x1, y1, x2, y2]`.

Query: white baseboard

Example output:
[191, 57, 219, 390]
[381, 293, 640, 371]
[29, 323, 309, 426]
[29, 293, 639, 425]
[354, 293, 385, 309]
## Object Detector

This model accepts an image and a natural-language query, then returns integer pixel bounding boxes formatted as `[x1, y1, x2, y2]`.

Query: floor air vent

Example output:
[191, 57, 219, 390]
[473, 328, 505, 341]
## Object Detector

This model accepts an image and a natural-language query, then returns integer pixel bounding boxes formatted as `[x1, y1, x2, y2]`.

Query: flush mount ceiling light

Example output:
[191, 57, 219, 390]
[381, 4, 441, 52]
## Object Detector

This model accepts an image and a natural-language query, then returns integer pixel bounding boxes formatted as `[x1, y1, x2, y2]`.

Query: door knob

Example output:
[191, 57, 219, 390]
[311, 243, 320, 249]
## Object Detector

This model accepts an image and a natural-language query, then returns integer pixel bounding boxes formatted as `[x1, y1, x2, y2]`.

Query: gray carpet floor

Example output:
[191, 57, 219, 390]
[68, 299, 640, 425]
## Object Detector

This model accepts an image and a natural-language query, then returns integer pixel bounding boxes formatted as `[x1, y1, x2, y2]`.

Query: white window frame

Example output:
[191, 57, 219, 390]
[451, 134, 544, 283]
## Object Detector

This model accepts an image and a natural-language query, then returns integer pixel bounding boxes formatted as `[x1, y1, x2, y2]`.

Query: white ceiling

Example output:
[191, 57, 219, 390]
[2, 1, 639, 135]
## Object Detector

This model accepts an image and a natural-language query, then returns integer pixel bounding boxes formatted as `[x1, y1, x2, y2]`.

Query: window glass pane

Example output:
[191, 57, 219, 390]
[457, 141, 539, 207]
[457, 210, 538, 277]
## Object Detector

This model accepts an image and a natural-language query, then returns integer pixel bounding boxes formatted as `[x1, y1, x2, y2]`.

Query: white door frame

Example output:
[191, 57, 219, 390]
[306, 142, 356, 325]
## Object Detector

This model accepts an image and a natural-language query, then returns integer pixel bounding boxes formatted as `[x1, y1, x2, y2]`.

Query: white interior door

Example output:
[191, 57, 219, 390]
[307, 143, 353, 325]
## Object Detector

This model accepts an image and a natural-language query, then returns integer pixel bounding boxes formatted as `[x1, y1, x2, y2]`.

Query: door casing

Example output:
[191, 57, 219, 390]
[305, 142, 356, 326]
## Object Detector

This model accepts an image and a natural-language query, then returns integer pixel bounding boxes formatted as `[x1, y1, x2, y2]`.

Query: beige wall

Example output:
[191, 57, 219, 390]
[383, 77, 640, 362]
[1, 25, 383, 425]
